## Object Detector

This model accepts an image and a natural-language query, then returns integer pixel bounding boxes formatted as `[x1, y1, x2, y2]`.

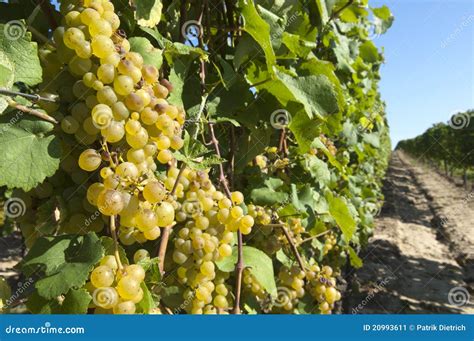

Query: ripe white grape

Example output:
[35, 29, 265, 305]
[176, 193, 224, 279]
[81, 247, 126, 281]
[78, 149, 101, 171]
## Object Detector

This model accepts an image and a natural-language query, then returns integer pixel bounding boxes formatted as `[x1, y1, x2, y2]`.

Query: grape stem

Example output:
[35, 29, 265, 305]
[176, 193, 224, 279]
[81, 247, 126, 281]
[298, 230, 332, 245]
[6, 99, 58, 124]
[157, 163, 185, 275]
[0, 89, 57, 103]
[280, 224, 306, 271]
[197, 2, 244, 313]
[208, 124, 243, 314]
[109, 215, 124, 272]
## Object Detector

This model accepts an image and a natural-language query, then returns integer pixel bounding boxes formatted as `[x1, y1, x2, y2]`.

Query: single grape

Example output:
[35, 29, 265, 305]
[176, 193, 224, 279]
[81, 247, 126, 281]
[78, 149, 101, 171]
[91, 265, 115, 287]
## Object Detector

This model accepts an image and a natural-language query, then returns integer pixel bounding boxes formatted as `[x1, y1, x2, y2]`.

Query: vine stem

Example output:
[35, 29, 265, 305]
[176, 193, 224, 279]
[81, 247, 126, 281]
[280, 224, 305, 271]
[197, 1, 243, 313]
[7, 99, 58, 124]
[208, 122, 243, 314]
[299, 230, 332, 245]
[316, 0, 354, 50]
[0, 89, 57, 103]
[157, 163, 186, 275]
[232, 230, 244, 314]
[109, 215, 123, 272]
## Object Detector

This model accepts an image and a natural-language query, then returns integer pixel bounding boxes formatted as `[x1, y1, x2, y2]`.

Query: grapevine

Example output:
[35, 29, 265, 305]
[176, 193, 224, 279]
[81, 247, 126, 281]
[0, 0, 393, 315]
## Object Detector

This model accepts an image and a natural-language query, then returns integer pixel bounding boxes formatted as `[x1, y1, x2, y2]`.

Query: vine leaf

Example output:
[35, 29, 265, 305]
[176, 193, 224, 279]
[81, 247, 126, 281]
[173, 131, 223, 170]
[60, 288, 92, 314]
[0, 50, 15, 113]
[250, 177, 288, 205]
[129, 37, 163, 69]
[0, 22, 42, 86]
[133, 0, 162, 28]
[0, 114, 61, 191]
[216, 246, 277, 296]
[21, 233, 103, 299]
[326, 193, 356, 241]
[238, 0, 276, 73]
[137, 283, 156, 314]
[26, 289, 91, 314]
[347, 246, 363, 268]
[100, 236, 129, 266]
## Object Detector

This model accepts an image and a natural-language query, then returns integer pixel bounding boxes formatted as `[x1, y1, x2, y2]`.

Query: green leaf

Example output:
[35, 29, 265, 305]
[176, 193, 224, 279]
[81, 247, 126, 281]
[0, 22, 42, 86]
[160, 285, 182, 309]
[0, 114, 61, 191]
[303, 155, 330, 185]
[36, 195, 65, 235]
[274, 66, 339, 119]
[21, 233, 104, 299]
[311, 137, 343, 172]
[281, 32, 317, 58]
[327, 193, 356, 241]
[60, 288, 91, 314]
[134, 0, 163, 28]
[276, 249, 293, 267]
[372, 5, 394, 34]
[137, 283, 156, 314]
[100, 236, 129, 266]
[26, 292, 58, 314]
[129, 37, 163, 69]
[0, 277, 11, 304]
[216, 246, 277, 296]
[363, 132, 380, 148]
[238, 0, 276, 73]
[26, 288, 91, 314]
[250, 187, 288, 206]
[359, 40, 380, 63]
[0, 50, 14, 113]
[347, 246, 363, 268]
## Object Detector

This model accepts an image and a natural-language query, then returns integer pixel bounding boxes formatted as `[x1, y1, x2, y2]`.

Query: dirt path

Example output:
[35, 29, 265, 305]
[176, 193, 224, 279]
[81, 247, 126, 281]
[345, 151, 474, 314]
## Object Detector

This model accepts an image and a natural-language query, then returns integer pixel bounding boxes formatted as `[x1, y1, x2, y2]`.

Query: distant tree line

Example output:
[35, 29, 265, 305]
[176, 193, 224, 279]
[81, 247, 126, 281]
[397, 110, 474, 189]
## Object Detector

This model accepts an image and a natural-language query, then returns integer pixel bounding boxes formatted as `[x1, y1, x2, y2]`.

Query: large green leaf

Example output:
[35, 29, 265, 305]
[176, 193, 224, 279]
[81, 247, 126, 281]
[0, 114, 61, 191]
[60, 288, 92, 314]
[26, 289, 91, 314]
[327, 193, 356, 241]
[238, 0, 276, 73]
[0, 22, 42, 86]
[0, 50, 14, 113]
[216, 246, 277, 296]
[21, 233, 104, 299]
[303, 155, 330, 186]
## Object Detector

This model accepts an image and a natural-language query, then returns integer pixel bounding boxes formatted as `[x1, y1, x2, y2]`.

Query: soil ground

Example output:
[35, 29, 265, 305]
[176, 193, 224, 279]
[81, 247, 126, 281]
[344, 151, 474, 314]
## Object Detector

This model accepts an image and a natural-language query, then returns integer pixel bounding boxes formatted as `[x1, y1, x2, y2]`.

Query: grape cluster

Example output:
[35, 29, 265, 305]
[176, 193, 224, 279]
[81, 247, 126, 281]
[247, 205, 281, 254]
[322, 232, 337, 256]
[306, 264, 341, 314]
[87, 254, 146, 314]
[272, 265, 306, 312]
[168, 168, 254, 313]
[42, 0, 188, 243]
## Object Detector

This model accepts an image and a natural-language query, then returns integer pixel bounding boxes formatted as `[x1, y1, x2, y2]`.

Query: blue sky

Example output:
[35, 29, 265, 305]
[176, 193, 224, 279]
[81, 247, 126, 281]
[370, 0, 474, 147]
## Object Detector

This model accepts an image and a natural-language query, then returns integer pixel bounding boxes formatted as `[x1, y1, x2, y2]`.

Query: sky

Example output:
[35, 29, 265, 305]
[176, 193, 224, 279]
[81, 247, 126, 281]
[370, 0, 474, 147]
